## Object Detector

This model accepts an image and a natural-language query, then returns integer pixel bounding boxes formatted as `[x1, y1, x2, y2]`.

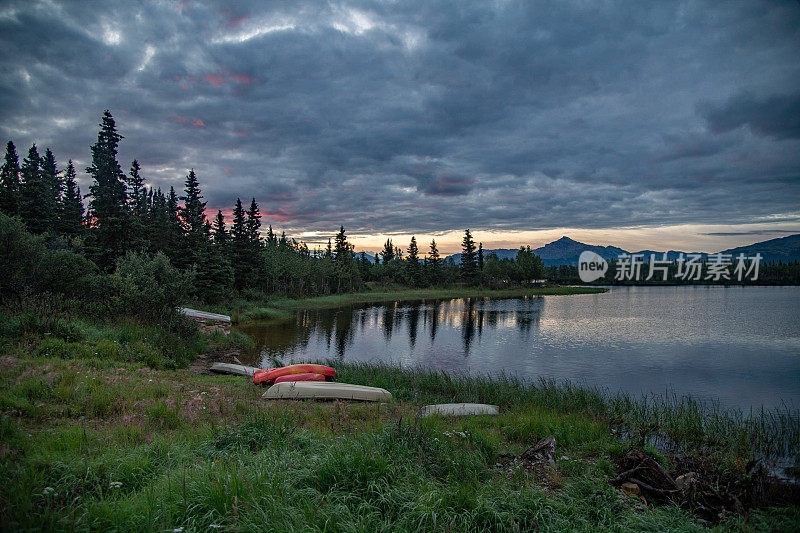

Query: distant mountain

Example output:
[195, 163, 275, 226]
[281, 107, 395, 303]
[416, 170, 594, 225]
[447, 236, 626, 266]
[720, 234, 800, 264]
[533, 236, 627, 266]
[444, 233, 800, 266]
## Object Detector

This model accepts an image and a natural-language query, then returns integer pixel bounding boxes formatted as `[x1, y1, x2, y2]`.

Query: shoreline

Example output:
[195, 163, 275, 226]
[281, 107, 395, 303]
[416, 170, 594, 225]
[214, 285, 608, 324]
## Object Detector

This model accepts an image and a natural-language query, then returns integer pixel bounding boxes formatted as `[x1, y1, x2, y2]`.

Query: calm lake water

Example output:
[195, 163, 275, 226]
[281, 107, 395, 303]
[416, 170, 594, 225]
[238, 286, 800, 410]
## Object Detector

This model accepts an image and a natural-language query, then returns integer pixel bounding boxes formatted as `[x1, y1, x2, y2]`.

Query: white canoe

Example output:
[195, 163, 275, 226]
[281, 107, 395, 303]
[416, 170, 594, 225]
[420, 403, 500, 417]
[263, 381, 392, 402]
[178, 307, 232, 323]
[209, 362, 258, 377]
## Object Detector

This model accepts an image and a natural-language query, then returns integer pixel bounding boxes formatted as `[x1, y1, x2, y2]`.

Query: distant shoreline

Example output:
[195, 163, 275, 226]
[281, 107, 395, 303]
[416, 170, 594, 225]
[215, 286, 608, 324]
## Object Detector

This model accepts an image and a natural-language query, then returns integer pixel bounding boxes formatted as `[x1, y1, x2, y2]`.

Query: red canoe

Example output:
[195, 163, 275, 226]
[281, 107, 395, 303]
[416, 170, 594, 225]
[274, 372, 327, 384]
[253, 364, 336, 385]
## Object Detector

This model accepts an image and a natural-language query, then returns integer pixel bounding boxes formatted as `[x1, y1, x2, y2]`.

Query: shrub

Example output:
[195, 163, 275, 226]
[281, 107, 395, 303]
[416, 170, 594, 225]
[0, 214, 45, 299]
[114, 252, 195, 323]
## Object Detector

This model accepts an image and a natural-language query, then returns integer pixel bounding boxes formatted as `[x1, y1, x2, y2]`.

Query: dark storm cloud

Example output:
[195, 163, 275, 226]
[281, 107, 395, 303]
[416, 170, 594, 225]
[1, 0, 799, 236]
[700, 91, 800, 140]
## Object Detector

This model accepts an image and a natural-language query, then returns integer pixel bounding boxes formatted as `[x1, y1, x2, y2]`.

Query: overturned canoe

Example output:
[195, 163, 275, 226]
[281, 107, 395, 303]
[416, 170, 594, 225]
[253, 364, 337, 385]
[274, 372, 327, 384]
[420, 403, 500, 417]
[263, 381, 392, 402]
[209, 362, 259, 377]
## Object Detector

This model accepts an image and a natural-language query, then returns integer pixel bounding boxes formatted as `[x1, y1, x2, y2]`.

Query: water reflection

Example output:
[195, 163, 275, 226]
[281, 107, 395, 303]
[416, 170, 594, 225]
[236, 287, 800, 410]
[240, 296, 544, 363]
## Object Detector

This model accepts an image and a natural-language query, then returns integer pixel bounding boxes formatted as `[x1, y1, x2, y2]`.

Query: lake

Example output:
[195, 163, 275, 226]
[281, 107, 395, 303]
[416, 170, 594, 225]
[238, 286, 800, 411]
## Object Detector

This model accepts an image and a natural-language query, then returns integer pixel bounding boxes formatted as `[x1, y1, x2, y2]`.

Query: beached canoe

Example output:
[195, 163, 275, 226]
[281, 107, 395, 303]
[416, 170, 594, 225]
[253, 364, 337, 385]
[419, 403, 500, 417]
[209, 362, 259, 377]
[263, 381, 392, 402]
[274, 372, 327, 384]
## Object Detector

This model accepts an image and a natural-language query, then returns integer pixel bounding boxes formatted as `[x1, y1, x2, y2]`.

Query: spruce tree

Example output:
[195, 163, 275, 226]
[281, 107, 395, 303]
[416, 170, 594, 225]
[230, 198, 249, 289]
[177, 169, 210, 268]
[428, 239, 440, 266]
[406, 236, 421, 286]
[333, 226, 351, 263]
[164, 186, 183, 265]
[427, 239, 441, 285]
[179, 170, 207, 235]
[0, 141, 21, 216]
[146, 188, 169, 253]
[245, 198, 261, 244]
[59, 160, 84, 236]
[86, 111, 130, 268]
[381, 238, 395, 263]
[127, 160, 147, 217]
[41, 148, 61, 228]
[478, 242, 484, 271]
[212, 209, 227, 247]
[460, 229, 477, 283]
[19, 144, 49, 233]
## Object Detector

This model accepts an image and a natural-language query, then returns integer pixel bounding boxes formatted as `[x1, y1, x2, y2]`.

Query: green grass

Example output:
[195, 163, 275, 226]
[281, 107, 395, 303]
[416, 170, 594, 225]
[213, 285, 607, 324]
[1, 289, 797, 531]
[1, 352, 797, 531]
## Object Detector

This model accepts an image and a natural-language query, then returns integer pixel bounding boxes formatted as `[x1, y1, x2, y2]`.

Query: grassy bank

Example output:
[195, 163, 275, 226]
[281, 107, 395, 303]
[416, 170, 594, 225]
[1, 351, 798, 531]
[2, 285, 798, 531]
[212, 285, 607, 324]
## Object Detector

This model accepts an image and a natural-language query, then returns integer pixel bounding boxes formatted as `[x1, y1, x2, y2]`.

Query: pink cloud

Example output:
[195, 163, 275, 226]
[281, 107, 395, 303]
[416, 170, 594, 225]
[205, 72, 227, 88]
[172, 115, 206, 128]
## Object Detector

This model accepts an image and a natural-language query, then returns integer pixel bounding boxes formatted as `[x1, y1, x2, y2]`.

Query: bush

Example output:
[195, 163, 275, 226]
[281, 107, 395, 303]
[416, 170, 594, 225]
[114, 252, 195, 323]
[0, 214, 45, 299]
[32, 250, 99, 297]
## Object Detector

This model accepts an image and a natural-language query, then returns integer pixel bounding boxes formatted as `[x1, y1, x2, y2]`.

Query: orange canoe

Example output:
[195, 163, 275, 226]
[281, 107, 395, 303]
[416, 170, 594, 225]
[253, 364, 336, 385]
[274, 372, 327, 384]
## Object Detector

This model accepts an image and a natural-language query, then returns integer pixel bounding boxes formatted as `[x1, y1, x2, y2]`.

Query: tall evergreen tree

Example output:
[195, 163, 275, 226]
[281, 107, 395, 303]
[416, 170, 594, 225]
[478, 242, 484, 271]
[381, 238, 395, 263]
[212, 209, 227, 247]
[179, 170, 207, 235]
[333, 226, 352, 263]
[19, 144, 49, 233]
[230, 198, 250, 289]
[58, 160, 84, 236]
[245, 198, 261, 244]
[427, 239, 441, 285]
[86, 111, 130, 268]
[428, 239, 440, 266]
[177, 169, 209, 268]
[41, 148, 61, 227]
[460, 229, 477, 282]
[0, 141, 21, 216]
[406, 236, 421, 286]
[127, 160, 147, 217]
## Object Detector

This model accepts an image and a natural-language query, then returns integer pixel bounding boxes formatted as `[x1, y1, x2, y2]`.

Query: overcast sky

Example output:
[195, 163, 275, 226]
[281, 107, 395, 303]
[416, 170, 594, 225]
[1, 0, 798, 252]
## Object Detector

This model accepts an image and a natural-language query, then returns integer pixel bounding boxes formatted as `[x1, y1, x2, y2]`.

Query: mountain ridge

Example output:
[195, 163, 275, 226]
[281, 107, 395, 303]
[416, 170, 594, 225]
[443, 234, 800, 266]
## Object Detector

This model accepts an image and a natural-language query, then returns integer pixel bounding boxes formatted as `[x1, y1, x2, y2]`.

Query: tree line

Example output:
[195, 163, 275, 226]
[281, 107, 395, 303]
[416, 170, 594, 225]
[0, 111, 547, 303]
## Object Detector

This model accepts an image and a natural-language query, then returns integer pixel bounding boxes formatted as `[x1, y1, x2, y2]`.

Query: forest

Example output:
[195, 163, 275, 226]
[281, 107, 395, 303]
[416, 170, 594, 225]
[0, 111, 548, 307]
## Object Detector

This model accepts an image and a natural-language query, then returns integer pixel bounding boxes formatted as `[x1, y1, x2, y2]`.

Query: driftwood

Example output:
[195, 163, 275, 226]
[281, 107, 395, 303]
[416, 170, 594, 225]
[610, 450, 800, 524]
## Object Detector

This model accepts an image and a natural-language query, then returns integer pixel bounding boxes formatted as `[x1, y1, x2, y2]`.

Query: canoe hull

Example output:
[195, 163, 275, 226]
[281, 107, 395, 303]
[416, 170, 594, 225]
[420, 403, 500, 417]
[253, 364, 337, 385]
[263, 381, 392, 402]
[274, 372, 327, 384]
